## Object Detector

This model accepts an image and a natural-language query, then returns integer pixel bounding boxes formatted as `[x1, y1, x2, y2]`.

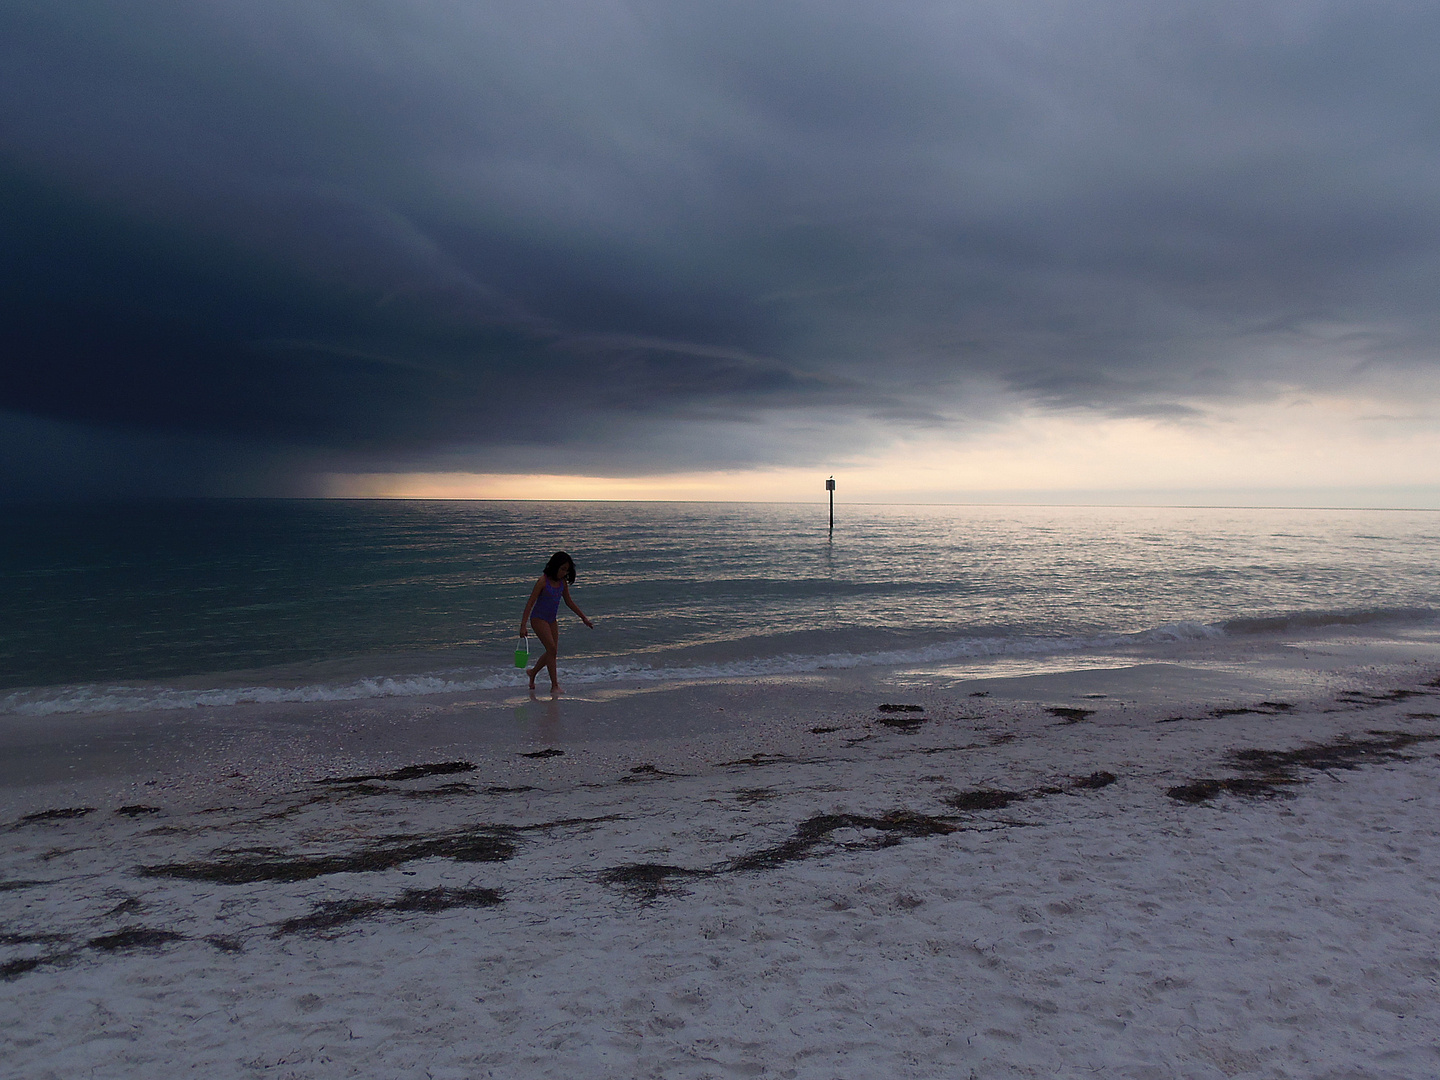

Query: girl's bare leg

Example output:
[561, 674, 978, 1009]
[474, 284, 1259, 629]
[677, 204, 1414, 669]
[528, 620, 560, 692]
[546, 621, 561, 691]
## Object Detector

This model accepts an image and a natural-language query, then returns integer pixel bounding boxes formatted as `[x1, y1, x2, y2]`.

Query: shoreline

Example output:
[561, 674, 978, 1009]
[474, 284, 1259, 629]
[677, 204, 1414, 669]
[3, 626, 1438, 815]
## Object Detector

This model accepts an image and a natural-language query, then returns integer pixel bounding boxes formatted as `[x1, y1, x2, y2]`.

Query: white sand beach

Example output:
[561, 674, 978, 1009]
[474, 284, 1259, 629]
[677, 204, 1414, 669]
[4, 633, 1440, 1079]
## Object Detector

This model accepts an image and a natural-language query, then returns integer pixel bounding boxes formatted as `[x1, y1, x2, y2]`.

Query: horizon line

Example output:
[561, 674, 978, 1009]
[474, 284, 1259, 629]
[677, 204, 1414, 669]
[8, 495, 1440, 513]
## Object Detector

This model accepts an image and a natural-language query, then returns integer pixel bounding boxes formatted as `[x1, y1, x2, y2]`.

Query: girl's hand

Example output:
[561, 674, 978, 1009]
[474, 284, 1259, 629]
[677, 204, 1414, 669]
[519, 621, 528, 636]
[582, 617, 594, 629]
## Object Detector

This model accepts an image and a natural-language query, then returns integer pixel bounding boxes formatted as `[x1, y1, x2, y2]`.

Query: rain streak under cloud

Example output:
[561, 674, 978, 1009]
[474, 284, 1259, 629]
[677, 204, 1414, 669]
[4, 1, 1440, 500]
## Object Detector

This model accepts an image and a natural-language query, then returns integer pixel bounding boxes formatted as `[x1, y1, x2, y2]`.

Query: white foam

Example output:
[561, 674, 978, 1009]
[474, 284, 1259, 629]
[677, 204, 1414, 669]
[5, 608, 1431, 718]
[2, 634, 1092, 716]
[0, 640, 1087, 717]
[0, 672, 518, 717]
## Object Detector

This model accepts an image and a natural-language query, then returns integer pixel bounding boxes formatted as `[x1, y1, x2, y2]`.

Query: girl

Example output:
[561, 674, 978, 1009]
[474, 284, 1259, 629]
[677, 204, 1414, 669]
[519, 550, 593, 693]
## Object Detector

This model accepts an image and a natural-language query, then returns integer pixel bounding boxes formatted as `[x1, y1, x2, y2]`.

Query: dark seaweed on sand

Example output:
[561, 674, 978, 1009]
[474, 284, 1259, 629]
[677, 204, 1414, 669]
[944, 789, 1022, 811]
[1047, 707, 1094, 724]
[105, 896, 143, 918]
[88, 928, 185, 951]
[1229, 730, 1435, 773]
[315, 761, 477, 785]
[1, 934, 74, 978]
[945, 771, 1116, 811]
[514, 814, 628, 831]
[1210, 701, 1294, 718]
[876, 719, 926, 732]
[274, 887, 502, 937]
[1168, 729, 1440, 803]
[3, 928, 190, 980]
[400, 783, 476, 798]
[916, 741, 989, 755]
[727, 810, 958, 873]
[115, 805, 162, 816]
[139, 826, 517, 884]
[877, 704, 925, 713]
[715, 753, 792, 767]
[520, 748, 564, 759]
[598, 864, 712, 902]
[621, 763, 688, 782]
[601, 811, 959, 900]
[1336, 689, 1431, 706]
[1167, 777, 1291, 804]
[732, 787, 777, 804]
[0, 880, 49, 892]
[18, 807, 95, 824]
[0, 933, 71, 951]
[1160, 700, 1298, 723]
[601, 768, 1128, 902]
[1, 957, 52, 980]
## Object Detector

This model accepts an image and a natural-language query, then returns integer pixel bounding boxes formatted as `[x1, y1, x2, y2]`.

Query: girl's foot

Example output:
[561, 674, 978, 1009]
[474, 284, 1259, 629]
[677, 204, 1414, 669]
[527, 665, 538, 690]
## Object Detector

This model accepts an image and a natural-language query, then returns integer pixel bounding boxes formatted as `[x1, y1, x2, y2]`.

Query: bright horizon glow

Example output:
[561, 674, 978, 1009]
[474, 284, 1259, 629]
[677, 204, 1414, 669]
[321, 394, 1440, 508]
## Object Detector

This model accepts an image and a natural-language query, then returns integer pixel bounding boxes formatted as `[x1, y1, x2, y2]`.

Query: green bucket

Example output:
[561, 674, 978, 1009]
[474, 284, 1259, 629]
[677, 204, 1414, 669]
[513, 637, 530, 668]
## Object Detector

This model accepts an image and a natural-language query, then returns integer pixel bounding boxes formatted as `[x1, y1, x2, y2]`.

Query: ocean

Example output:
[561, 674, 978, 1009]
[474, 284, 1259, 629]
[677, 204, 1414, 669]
[3, 499, 1439, 716]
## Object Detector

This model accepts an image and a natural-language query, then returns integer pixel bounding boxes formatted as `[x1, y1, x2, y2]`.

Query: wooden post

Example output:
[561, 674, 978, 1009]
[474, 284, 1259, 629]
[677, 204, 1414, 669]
[826, 476, 835, 530]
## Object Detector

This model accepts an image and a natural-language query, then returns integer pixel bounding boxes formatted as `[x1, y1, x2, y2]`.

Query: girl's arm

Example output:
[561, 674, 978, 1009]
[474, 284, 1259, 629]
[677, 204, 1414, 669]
[519, 578, 544, 635]
[563, 586, 594, 628]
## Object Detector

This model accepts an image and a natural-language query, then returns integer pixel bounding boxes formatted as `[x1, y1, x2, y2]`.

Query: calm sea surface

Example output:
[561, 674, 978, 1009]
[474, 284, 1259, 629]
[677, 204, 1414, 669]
[3, 500, 1439, 714]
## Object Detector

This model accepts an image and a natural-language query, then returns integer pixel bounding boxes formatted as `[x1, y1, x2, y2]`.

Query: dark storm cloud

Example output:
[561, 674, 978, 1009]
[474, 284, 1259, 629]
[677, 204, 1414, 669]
[3, 1, 1440, 491]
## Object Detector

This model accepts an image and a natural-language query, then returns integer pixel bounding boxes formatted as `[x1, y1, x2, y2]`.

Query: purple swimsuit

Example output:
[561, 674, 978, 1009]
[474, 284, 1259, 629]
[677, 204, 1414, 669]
[531, 578, 563, 623]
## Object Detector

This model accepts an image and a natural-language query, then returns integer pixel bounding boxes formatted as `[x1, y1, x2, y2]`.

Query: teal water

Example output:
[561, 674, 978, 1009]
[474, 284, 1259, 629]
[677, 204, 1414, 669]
[3, 500, 1439, 713]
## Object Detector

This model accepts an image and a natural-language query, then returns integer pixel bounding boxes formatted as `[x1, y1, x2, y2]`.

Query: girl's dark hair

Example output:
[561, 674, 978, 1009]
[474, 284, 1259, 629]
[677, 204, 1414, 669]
[544, 551, 576, 583]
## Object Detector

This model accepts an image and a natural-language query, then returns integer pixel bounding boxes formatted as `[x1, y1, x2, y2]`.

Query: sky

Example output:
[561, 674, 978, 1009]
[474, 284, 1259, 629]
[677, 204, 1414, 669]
[4, 1, 1440, 504]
